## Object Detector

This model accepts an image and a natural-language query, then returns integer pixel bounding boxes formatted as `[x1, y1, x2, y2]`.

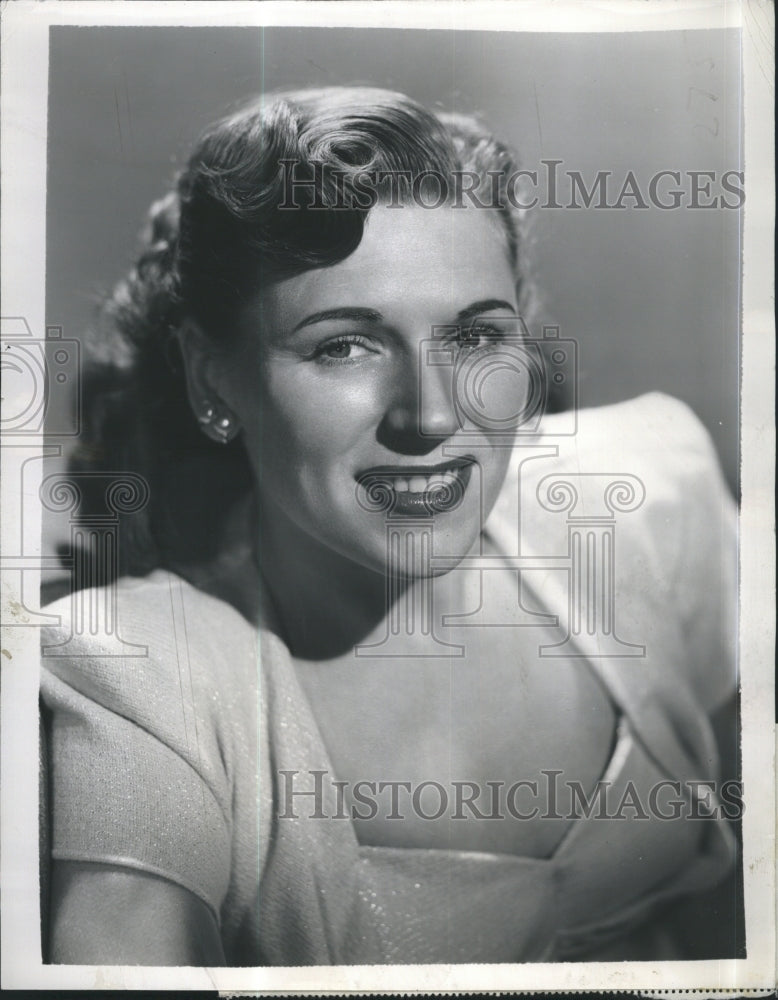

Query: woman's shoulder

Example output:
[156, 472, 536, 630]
[42, 568, 258, 658]
[492, 392, 737, 714]
[40, 568, 262, 744]
[545, 393, 736, 579]
[539, 391, 726, 484]
[493, 392, 734, 538]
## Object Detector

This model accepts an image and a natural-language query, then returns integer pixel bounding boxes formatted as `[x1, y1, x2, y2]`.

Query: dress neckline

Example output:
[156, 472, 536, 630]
[354, 714, 635, 868]
[262, 557, 636, 867]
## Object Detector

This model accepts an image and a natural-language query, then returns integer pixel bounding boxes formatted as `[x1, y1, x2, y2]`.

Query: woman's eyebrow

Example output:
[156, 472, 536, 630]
[290, 299, 516, 334]
[456, 299, 517, 323]
[291, 307, 383, 333]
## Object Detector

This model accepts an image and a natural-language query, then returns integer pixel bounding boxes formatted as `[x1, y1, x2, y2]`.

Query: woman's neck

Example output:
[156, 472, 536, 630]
[256, 497, 397, 660]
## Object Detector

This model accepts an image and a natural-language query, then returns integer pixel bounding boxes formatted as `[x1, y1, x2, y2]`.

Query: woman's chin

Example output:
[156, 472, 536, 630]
[346, 517, 481, 580]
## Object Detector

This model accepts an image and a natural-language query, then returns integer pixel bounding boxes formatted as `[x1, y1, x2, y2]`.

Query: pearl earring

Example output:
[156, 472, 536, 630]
[198, 404, 216, 425]
[198, 400, 237, 444]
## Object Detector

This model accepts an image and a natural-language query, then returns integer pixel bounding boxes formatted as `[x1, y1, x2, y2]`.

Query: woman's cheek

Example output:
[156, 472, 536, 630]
[272, 371, 383, 457]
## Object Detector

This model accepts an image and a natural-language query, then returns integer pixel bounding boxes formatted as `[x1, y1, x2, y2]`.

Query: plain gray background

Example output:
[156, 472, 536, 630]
[44, 26, 742, 519]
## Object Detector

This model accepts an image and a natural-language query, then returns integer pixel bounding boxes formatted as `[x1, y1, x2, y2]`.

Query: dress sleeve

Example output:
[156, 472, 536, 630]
[39, 577, 238, 922]
[662, 397, 739, 716]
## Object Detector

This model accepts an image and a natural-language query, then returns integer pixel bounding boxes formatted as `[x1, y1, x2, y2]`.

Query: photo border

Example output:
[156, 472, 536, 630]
[1, 0, 773, 991]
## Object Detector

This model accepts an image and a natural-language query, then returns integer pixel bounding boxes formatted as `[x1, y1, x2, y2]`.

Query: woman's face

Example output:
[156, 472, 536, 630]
[219, 203, 528, 576]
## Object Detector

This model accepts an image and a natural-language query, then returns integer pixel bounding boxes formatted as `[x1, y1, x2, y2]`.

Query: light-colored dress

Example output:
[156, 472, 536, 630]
[40, 393, 739, 965]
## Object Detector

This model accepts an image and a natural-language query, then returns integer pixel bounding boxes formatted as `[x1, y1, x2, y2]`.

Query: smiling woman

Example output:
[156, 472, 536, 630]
[39, 87, 739, 966]
[216, 204, 521, 582]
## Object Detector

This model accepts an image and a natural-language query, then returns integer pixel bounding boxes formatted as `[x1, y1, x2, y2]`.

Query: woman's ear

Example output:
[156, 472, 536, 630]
[176, 321, 241, 445]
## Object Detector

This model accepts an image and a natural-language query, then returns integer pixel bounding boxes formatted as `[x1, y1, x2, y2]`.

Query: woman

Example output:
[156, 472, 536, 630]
[40, 88, 739, 966]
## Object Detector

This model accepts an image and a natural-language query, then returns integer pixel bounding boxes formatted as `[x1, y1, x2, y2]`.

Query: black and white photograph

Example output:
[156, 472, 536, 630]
[1, 0, 774, 992]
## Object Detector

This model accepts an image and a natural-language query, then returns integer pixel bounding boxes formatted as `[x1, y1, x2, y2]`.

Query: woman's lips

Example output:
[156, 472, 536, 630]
[356, 458, 475, 516]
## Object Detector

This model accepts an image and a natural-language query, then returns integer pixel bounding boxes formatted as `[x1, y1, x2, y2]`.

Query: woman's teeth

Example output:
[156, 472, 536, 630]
[392, 472, 457, 493]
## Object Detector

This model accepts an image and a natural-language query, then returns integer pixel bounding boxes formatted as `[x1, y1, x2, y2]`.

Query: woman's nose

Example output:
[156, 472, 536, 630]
[379, 354, 460, 452]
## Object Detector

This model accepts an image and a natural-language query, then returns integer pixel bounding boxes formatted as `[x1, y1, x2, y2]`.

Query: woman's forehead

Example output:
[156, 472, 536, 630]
[259, 203, 516, 327]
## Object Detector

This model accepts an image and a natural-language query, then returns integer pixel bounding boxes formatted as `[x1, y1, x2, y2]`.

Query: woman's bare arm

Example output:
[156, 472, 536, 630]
[48, 860, 226, 966]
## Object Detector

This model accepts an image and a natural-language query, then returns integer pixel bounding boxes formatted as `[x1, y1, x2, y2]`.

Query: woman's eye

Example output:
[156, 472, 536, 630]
[459, 323, 503, 349]
[315, 335, 374, 364]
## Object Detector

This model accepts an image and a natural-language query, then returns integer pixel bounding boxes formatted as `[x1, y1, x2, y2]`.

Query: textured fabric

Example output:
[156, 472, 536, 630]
[40, 392, 738, 965]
